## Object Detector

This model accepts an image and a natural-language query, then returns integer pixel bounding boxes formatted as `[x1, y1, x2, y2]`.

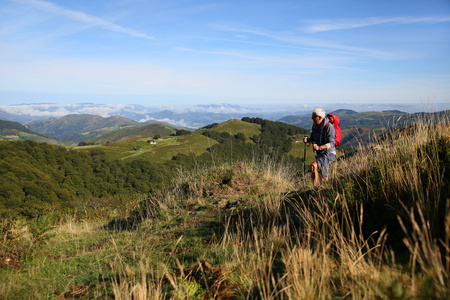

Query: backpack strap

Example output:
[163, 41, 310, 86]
[322, 123, 329, 144]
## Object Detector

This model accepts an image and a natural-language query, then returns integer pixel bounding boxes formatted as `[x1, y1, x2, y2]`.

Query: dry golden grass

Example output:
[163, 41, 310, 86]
[101, 112, 450, 298]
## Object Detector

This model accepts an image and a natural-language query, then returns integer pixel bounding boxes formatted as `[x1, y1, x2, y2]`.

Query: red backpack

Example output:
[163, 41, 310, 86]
[325, 113, 341, 151]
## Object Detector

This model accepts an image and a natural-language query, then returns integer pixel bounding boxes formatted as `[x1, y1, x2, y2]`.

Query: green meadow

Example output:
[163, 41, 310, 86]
[78, 133, 219, 163]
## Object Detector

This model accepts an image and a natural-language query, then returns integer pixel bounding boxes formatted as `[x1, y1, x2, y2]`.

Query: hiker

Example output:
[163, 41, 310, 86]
[303, 108, 336, 186]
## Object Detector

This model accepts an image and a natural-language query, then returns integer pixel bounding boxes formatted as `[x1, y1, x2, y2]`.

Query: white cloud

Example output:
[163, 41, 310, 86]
[0, 104, 70, 116]
[77, 106, 122, 117]
[301, 16, 450, 33]
[175, 46, 256, 59]
[0, 103, 145, 118]
[190, 104, 253, 114]
[10, 0, 155, 39]
[151, 118, 192, 128]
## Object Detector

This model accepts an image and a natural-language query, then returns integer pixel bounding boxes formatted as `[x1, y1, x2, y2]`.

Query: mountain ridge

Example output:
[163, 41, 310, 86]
[2, 102, 448, 130]
[4, 108, 449, 148]
[0, 119, 61, 144]
[27, 114, 141, 144]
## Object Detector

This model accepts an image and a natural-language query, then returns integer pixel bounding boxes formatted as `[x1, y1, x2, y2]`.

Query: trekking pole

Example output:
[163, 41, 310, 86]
[303, 138, 307, 182]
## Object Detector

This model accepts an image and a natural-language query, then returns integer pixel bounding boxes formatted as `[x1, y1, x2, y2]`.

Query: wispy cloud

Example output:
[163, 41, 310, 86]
[175, 45, 361, 73]
[10, 0, 155, 39]
[0, 103, 71, 116]
[301, 16, 450, 33]
[213, 24, 391, 59]
[175, 46, 259, 60]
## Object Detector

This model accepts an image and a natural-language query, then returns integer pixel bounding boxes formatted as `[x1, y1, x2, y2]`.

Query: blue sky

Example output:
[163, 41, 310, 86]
[0, 0, 449, 109]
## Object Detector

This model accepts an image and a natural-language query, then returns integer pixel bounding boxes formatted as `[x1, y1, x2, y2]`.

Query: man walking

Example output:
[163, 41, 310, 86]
[303, 108, 336, 186]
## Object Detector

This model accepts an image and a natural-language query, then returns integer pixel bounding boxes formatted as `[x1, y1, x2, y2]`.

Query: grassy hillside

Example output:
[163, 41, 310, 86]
[199, 119, 261, 141]
[0, 119, 34, 134]
[84, 133, 220, 163]
[27, 114, 140, 144]
[1, 112, 449, 298]
[79, 118, 316, 183]
[0, 119, 62, 145]
[79, 119, 279, 164]
[340, 125, 385, 149]
[84, 123, 177, 145]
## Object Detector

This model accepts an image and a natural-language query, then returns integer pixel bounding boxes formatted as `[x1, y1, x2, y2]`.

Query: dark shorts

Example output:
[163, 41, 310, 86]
[316, 152, 336, 178]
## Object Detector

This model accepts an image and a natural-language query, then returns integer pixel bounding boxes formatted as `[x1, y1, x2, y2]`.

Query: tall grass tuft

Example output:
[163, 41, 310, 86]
[211, 111, 449, 298]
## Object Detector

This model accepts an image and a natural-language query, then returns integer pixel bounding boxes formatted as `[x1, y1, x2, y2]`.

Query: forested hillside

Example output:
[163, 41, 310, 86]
[27, 114, 140, 143]
[0, 118, 309, 218]
[0, 141, 177, 218]
[0, 120, 34, 135]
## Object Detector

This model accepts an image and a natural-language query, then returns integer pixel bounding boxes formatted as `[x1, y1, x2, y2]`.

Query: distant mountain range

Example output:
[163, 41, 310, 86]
[0, 115, 179, 146]
[280, 109, 408, 129]
[1, 102, 447, 130]
[0, 103, 293, 128]
[0, 103, 154, 124]
[1, 103, 448, 148]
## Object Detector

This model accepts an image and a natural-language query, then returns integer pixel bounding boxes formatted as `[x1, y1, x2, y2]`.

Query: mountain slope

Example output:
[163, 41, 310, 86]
[0, 103, 155, 123]
[198, 119, 262, 141]
[77, 119, 264, 163]
[74, 118, 310, 165]
[0, 119, 34, 134]
[0, 119, 61, 144]
[84, 123, 177, 144]
[27, 114, 141, 143]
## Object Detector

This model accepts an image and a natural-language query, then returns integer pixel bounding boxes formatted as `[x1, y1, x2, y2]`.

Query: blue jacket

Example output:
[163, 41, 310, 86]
[310, 117, 336, 156]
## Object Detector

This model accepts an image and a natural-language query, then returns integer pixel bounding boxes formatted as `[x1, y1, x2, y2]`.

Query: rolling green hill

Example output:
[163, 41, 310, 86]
[0, 119, 34, 134]
[198, 119, 261, 142]
[81, 133, 220, 163]
[76, 119, 266, 164]
[0, 119, 61, 144]
[84, 123, 177, 145]
[27, 114, 141, 144]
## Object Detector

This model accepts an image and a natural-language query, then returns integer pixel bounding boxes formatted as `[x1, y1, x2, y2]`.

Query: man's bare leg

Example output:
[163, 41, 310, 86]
[310, 162, 319, 187]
